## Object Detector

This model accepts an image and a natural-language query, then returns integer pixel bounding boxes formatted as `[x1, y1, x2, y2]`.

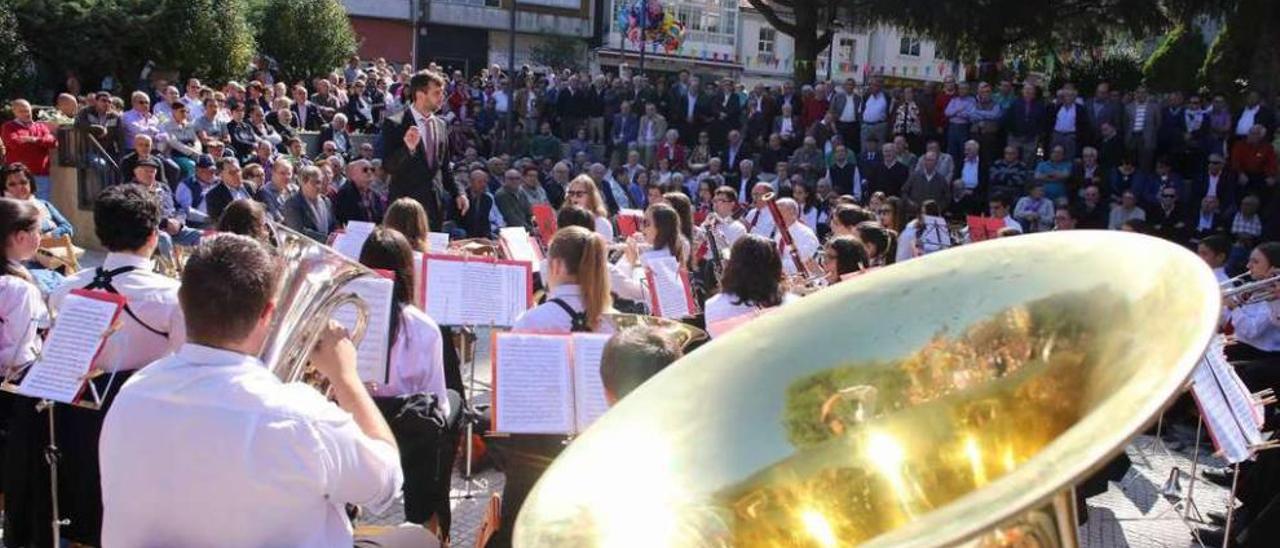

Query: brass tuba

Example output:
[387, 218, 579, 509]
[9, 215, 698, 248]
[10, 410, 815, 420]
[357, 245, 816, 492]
[515, 231, 1221, 547]
[257, 223, 374, 392]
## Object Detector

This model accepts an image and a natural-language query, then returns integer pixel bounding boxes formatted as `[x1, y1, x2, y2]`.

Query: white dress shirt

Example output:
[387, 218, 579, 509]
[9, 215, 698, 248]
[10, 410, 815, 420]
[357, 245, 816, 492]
[100, 343, 403, 548]
[50, 253, 185, 373]
[513, 284, 614, 334]
[0, 273, 46, 368]
[862, 93, 888, 123]
[744, 206, 776, 238]
[705, 291, 797, 326]
[839, 93, 857, 122]
[373, 306, 449, 417]
[776, 221, 820, 276]
[1231, 300, 1280, 352]
[594, 215, 615, 242]
[1054, 104, 1078, 133]
[609, 248, 674, 302]
[1236, 105, 1259, 136]
[720, 218, 747, 249]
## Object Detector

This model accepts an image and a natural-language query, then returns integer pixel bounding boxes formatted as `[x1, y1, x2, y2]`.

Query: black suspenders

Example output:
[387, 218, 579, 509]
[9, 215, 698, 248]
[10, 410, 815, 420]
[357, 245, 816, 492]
[82, 266, 170, 339]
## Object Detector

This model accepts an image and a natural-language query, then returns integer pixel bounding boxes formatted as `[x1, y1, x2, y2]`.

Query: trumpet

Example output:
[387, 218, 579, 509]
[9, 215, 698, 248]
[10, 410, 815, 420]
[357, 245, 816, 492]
[1222, 272, 1280, 306]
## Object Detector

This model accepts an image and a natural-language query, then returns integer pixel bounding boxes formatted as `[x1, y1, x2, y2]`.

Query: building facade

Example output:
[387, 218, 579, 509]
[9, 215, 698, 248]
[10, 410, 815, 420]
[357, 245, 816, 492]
[597, 0, 744, 78]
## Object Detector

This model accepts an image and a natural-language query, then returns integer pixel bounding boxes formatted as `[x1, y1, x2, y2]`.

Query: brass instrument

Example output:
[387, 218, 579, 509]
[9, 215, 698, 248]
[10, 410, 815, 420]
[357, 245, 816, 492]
[600, 312, 708, 350]
[257, 224, 375, 393]
[1221, 272, 1280, 306]
[702, 216, 727, 286]
[450, 238, 502, 258]
[515, 231, 1221, 547]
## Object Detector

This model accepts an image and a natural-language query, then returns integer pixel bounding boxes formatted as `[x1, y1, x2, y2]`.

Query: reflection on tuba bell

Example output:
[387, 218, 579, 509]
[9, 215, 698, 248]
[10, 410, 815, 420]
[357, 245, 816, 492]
[257, 223, 375, 393]
[515, 231, 1221, 547]
[601, 313, 708, 350]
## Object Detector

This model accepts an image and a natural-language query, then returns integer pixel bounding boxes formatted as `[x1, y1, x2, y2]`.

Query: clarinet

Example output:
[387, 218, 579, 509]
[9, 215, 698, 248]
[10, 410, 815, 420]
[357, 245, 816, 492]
[704, 216, 727, 285]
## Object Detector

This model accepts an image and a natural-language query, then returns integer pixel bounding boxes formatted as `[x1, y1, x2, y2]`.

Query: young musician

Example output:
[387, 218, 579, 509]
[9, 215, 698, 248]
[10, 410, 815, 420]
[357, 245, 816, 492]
[897, 199, 952, 263]
[705, 186, 747, 247]
[0, 198, 44, 370]
[358, 227, 451, 531]
[742, 182, 777, 237]
[705, 234, 795, 326]
[556, 204, 597, 232]
[216, 198, 273, 244]
[564, 175, 614, 241]
[99, 235, 402, 546]
[1198, 234, 1231, 284]
[514, 226, 613, 333]
[855, 221, 897, 267]
[829, 204, 876, 238]
[821, 236, 871, 284]
[773, 197, 821, 276]
[600, 326, 683, 405]
[42, 185, 187, 547]
[611, 203, 690, 303]
[1225, 242, 1280, 363]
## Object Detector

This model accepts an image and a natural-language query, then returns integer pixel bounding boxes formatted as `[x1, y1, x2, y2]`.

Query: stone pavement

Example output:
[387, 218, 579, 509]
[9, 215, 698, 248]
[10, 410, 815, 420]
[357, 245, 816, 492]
[364, 328, 1235, 547]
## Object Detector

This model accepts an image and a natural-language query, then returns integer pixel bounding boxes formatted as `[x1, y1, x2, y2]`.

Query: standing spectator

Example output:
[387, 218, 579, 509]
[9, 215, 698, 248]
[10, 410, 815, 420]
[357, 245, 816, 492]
[75, 91, 123, 158]
[1086, 82, 1125, 132]
[1235, 91, 1276, 142]
[952, 140, 986, 214]
[1004, 83, 1046, 165]
[860, 77, 891, 153]
[636, 102, 666, 168]
[970, 83, 1004, 166]
[829, 79, 861, 152]
[514, 78, 543, 135]
[712, 79, 742, 150]
[1048, 86, 1090, 160]
[943, 82, 976, 162]
[890, 86, 927, 153]
[902, 151, 951, 211]
[609, 101, 638, 166]
[1126, 86, 1160, 171]
[933, 76, 958, 143]
[1, 99, 58, 199]
[862, 143, 910, 200]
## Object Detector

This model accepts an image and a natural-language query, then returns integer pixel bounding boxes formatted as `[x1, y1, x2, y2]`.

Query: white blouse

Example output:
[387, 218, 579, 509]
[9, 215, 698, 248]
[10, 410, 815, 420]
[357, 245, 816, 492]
[0, 274, 46, 369]
[1230, 300, 1280, 352]
[373, 306, 449, 417]
[513, 284, 614, 334]
[594, 215, 615, 242]
[705, 290, 797, 326]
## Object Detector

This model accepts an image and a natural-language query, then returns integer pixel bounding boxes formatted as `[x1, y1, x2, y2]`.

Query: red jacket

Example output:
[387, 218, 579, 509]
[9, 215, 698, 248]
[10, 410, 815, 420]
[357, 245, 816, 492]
[801, 96, 828, 129]
[656, 141, 686, 170]
[1, 120, 58, 175]
[934, 92, 955, 131]
[1230, 140, 1279, 178]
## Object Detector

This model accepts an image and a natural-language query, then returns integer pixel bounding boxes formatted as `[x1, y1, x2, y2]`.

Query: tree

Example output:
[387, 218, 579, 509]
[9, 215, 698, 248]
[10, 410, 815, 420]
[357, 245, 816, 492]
[0, 2, 34, 99]
[746, 0, 839, 84]
[1143, 23, 1208, 92]
[1200, 0, 1280, 99]
[153, 0, 256, 84]
[529, 35, 587, 73]
[257, 0, 358, 84]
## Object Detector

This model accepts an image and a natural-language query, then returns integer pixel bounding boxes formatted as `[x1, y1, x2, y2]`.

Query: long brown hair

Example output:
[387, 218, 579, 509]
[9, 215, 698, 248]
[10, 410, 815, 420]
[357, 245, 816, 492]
[566, 175, 608, 218]
[662, 191, 694, 242]
[548, 226, 611, 331]
[721, 234, 784, 308]
[0, 197, 39, 281]
[383, 198, 430, 253]
[647, 202, 688, 264]
[359, 227, 416, 343]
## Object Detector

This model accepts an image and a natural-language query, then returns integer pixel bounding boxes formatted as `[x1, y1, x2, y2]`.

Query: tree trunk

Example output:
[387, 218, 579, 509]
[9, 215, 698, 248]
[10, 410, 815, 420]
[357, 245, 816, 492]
[793, 32, 820, 84]
[1202, 0, 1280, 100]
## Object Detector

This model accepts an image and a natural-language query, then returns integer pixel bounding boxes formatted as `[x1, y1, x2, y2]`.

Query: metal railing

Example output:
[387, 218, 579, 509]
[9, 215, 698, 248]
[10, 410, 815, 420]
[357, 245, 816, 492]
[53, 125, 123, 210]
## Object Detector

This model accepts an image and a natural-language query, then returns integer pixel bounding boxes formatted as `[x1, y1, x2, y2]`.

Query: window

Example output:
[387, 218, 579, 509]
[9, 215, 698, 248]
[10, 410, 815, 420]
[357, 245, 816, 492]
[758, 27, 776, 55]
[840, 38, 856, 62]
[899, 36, 921, 57]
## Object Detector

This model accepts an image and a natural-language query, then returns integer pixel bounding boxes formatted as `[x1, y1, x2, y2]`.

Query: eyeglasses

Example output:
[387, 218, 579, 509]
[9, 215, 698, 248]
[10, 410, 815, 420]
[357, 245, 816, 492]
[1161, 194, 1177, 199]
[566, 190, 588, 197]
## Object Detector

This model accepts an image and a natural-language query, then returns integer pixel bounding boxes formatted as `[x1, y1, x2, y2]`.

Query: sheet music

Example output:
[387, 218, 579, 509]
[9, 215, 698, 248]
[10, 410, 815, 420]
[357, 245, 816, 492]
[17, 292, 120, 404]
[1191, 359, 1255, 464]
[423, 256, 531, 326]
[572, 333, 612, 432]
[332, 276, 395, 385]
[499, 227, 541, 273]
[428, 232, 450, 253]
[1204, 340, 1266, 432]
[647, 256, 693, 319]
[493, 333, 574, 434]
[332, 221, 377, 260]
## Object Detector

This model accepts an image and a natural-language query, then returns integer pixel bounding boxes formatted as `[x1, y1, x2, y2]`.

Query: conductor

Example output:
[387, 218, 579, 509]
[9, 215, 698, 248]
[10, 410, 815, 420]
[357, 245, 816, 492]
[382, 69, 468, 232]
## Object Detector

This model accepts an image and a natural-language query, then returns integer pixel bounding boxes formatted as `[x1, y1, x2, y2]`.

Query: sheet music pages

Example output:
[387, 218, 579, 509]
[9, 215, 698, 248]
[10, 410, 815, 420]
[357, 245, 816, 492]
[332, 276, 395, 385]
[18, 292, 121, 404]
[424, 256, 531, 326]
[571, 333, 612, 432]
[332, 221, 377, 260]
[1190, 338, 1259, 463]
[499, 227, 541, 273]
[646, 255, 693, 319]
[492, 333, 574, 434]
[412, 252, 425, 308]
[428, 232, 450, 253]
[1204, 339, 1266, 437]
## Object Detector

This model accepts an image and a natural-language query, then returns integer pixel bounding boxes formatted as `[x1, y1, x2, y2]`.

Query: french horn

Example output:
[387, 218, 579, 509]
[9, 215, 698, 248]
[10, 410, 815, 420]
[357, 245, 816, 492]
[257, 223, 375, 393]
[515, 231, 1221, 547]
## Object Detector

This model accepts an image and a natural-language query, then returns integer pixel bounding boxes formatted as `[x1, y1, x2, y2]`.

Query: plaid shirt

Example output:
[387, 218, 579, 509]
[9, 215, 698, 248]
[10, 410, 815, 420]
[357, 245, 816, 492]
[1232, 212, 1263, 239]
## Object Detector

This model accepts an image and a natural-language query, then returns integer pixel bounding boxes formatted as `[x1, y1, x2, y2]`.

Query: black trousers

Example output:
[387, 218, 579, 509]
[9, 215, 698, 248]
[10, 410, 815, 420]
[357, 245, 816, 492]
[485, 436, 567, 548]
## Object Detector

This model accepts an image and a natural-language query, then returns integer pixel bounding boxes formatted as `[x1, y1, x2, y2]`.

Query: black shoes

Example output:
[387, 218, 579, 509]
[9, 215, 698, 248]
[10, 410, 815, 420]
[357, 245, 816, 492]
[1202, 466, 1235, 487]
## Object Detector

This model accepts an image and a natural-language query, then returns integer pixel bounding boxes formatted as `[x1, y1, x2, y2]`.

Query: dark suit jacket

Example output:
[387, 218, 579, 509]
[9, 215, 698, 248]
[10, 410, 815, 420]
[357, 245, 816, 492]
[1047, 103, 1094, 148]
[864, 161, 911, 200]
[1191, 169, 1240, 212]
[333, 180, 387, 226]
[202, 181, 259, 223]
[318, 126, 351, 157]
[381, 109, 459, 232]
[291, 101, 324, 132]
[720, 141, 753, 174]
[282, 192, 336, 242]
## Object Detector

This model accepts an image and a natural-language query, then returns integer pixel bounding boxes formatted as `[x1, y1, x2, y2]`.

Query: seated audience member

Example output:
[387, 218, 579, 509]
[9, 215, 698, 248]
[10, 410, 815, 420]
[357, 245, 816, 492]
[705, 234, 795, 328]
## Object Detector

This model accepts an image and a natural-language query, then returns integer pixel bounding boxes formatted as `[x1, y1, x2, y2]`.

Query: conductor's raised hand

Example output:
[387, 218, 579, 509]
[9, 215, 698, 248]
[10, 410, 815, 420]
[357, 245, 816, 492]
[403, 125, 421, 152]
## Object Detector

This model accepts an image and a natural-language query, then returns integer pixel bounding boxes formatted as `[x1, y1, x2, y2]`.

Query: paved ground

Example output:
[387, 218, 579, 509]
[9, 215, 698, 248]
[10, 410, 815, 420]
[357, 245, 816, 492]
[363, 328, 1234, 547]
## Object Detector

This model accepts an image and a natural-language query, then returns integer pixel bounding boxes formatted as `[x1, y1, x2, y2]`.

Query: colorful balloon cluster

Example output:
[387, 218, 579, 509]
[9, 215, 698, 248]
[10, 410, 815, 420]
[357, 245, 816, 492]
[616, 0, 685, 53]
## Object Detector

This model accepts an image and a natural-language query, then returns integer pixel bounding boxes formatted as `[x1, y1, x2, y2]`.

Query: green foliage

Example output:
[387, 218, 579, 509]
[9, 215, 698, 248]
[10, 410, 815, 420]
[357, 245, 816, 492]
[154, 0, 257, 84]
[1143, 23, 1208, 92]
[529, 35, 586, 72]
[1048, 54, 1144, 94]
[257, 0, 358, 84]
[0, 3, 34, 99]
[1200, 0, 1279, 98]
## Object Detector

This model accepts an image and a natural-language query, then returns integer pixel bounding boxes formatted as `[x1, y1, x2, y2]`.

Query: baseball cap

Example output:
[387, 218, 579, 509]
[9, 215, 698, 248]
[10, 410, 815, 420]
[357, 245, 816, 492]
[196, 154, 216, 169]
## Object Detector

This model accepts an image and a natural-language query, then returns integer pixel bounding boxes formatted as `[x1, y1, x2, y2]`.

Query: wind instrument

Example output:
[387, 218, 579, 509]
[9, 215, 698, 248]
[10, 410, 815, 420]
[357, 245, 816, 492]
[761, 191, 814, 278]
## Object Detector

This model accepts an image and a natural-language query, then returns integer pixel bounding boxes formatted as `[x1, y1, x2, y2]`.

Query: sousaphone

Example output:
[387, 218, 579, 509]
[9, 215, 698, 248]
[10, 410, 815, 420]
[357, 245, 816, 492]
[515, 231, 1221, 547]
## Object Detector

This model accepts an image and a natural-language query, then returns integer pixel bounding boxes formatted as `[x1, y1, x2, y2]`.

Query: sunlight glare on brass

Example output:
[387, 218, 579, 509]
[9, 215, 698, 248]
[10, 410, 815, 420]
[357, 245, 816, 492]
[515, 231, 1221, 547]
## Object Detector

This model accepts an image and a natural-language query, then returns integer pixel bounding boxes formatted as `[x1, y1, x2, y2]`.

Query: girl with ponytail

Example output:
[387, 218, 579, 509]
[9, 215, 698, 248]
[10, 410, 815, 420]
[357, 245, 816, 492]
[514, 226, 614, 332]
[0, 197, 46, 369]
